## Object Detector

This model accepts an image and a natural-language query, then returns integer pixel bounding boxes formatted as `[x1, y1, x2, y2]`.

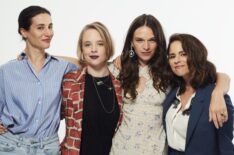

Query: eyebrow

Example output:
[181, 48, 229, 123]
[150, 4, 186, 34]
[169, 50, 184, 55]
[36, 23, 53, 27]
[134, 36, 155, 40]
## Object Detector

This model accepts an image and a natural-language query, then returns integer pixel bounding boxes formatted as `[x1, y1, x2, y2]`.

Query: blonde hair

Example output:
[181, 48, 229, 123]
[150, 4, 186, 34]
[77, 22, 114, 64]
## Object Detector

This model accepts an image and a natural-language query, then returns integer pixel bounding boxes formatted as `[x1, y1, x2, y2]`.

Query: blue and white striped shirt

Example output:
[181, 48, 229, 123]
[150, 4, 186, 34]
[0, 52, 77, 139]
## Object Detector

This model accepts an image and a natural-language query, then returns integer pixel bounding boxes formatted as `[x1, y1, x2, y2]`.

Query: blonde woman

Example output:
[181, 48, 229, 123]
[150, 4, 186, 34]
[60, 22, 123, 155]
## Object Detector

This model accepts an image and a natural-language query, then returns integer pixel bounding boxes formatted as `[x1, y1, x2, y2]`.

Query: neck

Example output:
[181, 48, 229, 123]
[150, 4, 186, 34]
[24, 46, 46, 74]
[24, 47, 46, 64]
[185, 84, 195, 94]
[87, 65, 109, 77]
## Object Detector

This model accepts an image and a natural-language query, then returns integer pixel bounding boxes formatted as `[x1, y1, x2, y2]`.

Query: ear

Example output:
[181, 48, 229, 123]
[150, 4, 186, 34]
[19, 28, 28, 39]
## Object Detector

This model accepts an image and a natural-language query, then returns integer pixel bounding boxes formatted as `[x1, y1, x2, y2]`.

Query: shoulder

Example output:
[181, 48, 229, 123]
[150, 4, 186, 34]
[108, 62, 120, 78]
[196, 83, 215, 97]
[63, 67, 87, 83]
[0, 59, 21, 70]
[63, 70, 82, 80]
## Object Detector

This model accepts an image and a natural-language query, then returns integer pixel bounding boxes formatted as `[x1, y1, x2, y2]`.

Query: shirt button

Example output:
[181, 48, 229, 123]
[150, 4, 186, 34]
[38, 101, 41, 104]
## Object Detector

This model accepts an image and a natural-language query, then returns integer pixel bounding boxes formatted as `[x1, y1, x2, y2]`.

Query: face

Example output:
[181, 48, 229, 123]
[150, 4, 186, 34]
[82, 28, 107, 69]
[168, 41, 190, 80]
[21, 13, 53, 50]
[132, 26, 157, 66]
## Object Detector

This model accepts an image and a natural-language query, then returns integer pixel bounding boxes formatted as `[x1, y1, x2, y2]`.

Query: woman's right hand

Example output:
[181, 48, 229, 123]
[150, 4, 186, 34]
[0, 123, 7, 134]
[113, 56, 121, 70]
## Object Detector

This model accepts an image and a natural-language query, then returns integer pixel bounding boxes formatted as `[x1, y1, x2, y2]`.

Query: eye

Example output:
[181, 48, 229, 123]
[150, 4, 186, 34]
[48, 25, 53, 30]
[83, 43, 91, 47]
[168, 54, 175, 59]
[97, 42, 104, 46]
[135, 39, 144, 43]
[180, 52, 187, 57]
[37, 26, 44, 30]
[149, 38, 156, 43]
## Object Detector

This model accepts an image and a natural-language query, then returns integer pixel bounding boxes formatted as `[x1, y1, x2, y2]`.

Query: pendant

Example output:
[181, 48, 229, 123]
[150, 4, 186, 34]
[96, 81, 104, 85]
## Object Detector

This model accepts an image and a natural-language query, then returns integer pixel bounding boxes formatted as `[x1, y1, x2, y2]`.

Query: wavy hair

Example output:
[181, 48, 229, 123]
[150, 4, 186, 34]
[119, 14, 169, 100]
[167, 33, 217, 94]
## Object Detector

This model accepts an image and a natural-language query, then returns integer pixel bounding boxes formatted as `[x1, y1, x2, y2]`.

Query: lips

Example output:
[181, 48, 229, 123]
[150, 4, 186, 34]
[90, 55, 99, 59]
[42, 39, 51, 43]
[174, 65, 184, 69]
[141, 52, 151, 56]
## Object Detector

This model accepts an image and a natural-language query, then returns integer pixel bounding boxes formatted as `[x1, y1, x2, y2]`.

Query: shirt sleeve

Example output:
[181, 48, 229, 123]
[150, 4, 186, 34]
[0, 67, 6, 123]
[65, 62, 78, 74]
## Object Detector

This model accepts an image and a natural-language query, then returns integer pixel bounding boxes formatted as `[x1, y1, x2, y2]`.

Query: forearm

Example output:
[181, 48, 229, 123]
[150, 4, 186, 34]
[215, 72, 230, 95]
[56, 56, 80, 67]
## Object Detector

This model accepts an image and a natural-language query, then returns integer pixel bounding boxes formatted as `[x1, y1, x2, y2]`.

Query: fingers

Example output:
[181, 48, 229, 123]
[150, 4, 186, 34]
[210, 110, 228, 129]
[0, 124, 7, 134]
[221, 109, 228, 122]
[216, 112, 224, 128]
[209, 109, 212, 122]
[211, 112, 219, 129]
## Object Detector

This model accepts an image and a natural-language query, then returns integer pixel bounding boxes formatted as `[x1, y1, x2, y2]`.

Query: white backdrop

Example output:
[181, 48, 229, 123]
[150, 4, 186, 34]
[1, 0, 233, 142]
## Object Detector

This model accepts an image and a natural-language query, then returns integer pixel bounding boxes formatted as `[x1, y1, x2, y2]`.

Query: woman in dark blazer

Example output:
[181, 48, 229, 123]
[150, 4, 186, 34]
[163, 33, 234, 155]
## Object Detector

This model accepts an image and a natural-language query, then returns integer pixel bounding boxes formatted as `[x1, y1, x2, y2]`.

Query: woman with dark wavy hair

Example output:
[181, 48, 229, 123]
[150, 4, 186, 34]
[109, 14, 230, 155]
[163, 33, 234, 155]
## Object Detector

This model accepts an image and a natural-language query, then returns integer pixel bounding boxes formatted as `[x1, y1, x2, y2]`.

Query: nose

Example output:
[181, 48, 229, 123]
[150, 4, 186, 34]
[44, 28, 53, 37]
[174, 55, 181, 64]
[91, 45, 97, 53]
[143, 41, 150, 50]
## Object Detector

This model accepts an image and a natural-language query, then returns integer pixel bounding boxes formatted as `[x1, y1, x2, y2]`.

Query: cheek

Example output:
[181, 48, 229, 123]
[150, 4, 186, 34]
[169, 61, 174, 70]
[151, 44, 157, 50]
[133, 44, 141, 53]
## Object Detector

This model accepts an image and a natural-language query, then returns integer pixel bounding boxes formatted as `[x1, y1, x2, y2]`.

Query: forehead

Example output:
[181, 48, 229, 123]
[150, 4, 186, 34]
[31, 13, 52, 26]
[133, 26, 154, 38]
[169, 41, 183, 53]
[82, 28, 102, 41]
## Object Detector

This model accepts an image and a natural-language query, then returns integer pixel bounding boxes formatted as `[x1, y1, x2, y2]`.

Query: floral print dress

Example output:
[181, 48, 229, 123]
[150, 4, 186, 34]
[109, 64, 167, 155]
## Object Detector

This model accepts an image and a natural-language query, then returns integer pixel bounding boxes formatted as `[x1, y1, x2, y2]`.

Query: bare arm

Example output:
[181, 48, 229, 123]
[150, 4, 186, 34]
[56, 56, 81, 67]
[113, 55, 121, 70]
[209, 72, 230, 128]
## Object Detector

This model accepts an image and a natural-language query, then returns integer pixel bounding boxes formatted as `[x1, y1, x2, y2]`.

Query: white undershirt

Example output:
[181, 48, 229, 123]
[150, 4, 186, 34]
[165, 90, 195, 151]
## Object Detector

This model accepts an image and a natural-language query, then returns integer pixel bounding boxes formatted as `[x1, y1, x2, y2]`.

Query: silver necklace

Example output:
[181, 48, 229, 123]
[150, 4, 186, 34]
[92, 76, 115, 114]
[93, 76, 113, 91]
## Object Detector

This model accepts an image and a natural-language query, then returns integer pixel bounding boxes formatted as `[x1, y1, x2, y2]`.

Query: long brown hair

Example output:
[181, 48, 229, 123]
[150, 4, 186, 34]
[119, 14, 169, 100]
[167, 33, 217, 94]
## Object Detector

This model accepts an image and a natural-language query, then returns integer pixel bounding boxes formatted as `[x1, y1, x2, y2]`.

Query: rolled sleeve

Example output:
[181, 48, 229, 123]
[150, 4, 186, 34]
[65, 62, 78, 74]
[0, 67, 6, 123]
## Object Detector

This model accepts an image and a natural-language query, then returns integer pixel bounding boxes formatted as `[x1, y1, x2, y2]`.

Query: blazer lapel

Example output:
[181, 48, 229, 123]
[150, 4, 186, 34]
[185, 88, 207, 148]
[163, 88, 178, 119]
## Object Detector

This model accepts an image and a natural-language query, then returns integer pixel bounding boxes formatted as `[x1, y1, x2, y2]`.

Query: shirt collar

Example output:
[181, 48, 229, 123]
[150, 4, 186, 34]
[175, 87, 196, 110]
[18, 52, 58, 61]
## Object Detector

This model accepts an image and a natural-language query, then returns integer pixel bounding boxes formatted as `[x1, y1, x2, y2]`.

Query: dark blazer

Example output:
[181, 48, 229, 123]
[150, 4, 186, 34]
[163, 84, 234, 155]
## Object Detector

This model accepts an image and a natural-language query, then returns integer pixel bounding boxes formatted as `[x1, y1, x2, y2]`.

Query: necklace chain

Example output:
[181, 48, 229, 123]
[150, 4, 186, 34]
[93, 76, 113, 90]
[92, 76, 115, 114]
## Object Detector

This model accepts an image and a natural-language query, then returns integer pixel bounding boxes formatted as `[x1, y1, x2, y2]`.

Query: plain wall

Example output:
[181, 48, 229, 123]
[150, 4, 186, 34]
[1, 0, 233, 142]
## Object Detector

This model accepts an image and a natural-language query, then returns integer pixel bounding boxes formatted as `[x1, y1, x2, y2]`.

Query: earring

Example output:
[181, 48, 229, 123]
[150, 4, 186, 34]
[129, 45, 135, 58]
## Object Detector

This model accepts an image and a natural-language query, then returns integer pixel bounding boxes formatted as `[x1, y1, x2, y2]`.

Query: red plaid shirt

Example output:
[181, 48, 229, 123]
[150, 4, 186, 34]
[60, 68, 123, 155]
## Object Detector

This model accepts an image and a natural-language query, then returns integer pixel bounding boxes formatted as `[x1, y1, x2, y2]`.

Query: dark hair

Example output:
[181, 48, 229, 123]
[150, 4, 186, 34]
[119, 14, 169, 100]
[18, 5, 51, 40]
[167, 33, 217, 94]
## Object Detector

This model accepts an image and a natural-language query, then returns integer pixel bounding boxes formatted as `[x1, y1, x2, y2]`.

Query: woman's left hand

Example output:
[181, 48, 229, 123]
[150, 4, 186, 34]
[209, 90, 228, 129]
